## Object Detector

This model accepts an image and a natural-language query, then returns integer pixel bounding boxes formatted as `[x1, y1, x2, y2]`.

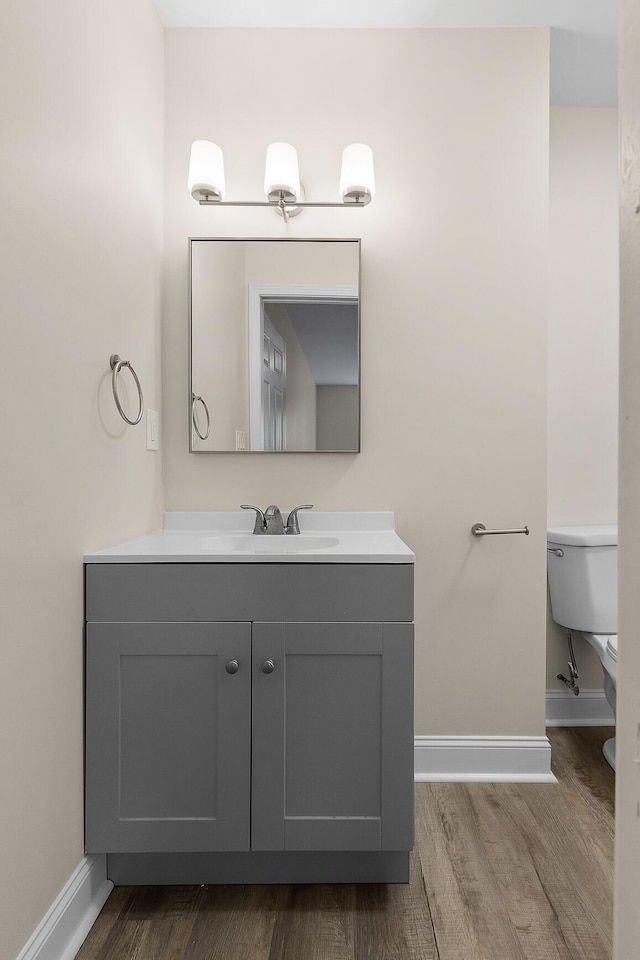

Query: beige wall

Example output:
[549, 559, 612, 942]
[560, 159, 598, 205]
[547, 107, 619, 689]
[163, 28, 549, 738]
[616, 2, 640, 954]
[0, 1, 164, 957]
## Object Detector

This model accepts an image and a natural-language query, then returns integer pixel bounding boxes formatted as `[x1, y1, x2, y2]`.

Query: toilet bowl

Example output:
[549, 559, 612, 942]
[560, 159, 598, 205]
[582, 632, 617, 769]
[547, 524, 618, 770]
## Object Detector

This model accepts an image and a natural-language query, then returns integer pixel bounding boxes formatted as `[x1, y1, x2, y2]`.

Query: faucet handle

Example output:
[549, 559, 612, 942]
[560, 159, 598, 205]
[286, 504, 314, 535]
[241, 504, 266, 534]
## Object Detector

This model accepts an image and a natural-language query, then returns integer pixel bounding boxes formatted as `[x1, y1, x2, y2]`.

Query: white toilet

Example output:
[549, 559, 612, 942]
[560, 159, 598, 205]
[547, 524, 618, 770]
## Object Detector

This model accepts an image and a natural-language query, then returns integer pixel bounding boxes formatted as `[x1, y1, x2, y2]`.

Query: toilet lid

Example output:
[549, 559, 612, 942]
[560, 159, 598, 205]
[606, 635, 618, 662]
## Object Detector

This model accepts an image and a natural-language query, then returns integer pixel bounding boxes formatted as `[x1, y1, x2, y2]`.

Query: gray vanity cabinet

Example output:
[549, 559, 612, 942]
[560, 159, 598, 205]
[85, 621, 251, 854]
[84, 562, 414, 878]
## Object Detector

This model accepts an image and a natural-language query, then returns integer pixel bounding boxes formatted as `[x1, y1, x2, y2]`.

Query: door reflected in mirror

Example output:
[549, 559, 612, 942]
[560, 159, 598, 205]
[190, 239, 360, 453]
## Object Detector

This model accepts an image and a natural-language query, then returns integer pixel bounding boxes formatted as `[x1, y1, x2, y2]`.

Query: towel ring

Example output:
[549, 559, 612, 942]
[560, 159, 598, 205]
[192, 393, 211, 440]
[110, 355, 144, 426]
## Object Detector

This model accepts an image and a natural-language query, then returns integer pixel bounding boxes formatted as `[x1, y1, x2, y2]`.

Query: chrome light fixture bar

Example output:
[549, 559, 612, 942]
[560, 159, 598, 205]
[188, 140, 375, 221]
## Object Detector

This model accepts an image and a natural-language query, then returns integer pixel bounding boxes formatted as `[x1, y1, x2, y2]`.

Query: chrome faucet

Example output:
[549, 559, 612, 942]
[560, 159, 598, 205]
[241, 503, 313, 535]
[264, 505, 285, 535]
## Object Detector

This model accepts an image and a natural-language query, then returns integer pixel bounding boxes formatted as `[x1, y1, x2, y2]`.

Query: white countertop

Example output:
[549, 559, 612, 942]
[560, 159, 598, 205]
[84, 511, 415, 564]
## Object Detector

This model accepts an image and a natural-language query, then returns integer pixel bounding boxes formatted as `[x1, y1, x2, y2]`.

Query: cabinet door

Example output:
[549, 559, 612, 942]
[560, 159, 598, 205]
[252, 622, 414, 852]
[86, 621, 251, 853]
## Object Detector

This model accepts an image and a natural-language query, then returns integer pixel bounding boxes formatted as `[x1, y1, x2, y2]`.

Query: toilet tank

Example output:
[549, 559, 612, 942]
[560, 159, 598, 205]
[547, 525, 617, 633]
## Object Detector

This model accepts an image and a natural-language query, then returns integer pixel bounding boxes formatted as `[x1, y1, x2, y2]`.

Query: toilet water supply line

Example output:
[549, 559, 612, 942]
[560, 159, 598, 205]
[558, 632, 580, 696]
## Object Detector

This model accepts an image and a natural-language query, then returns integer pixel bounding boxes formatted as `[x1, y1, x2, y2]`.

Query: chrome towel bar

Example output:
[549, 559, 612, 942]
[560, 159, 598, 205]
[471, 523, 530, 537]
[110, 354, 144, 426]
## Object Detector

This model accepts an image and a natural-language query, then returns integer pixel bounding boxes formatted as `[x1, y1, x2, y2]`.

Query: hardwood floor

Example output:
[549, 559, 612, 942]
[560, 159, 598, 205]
[76, 727, 614, 960]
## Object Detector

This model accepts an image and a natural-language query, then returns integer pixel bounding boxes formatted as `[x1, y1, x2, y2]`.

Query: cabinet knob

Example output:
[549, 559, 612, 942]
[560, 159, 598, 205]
[225, 659, 239, 674]
[261, 659, 275, 674]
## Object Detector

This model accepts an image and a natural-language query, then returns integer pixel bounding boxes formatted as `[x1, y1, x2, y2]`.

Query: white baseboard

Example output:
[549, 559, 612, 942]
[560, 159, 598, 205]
[414, 735, 556, 783]
[545, 688, 615, 727]
[15, 854, 113, 960]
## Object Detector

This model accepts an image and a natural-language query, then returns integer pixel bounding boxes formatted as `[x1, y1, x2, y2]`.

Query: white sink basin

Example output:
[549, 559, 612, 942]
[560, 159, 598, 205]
[199, 534, 340, 552]
[84, 512, 415, 564]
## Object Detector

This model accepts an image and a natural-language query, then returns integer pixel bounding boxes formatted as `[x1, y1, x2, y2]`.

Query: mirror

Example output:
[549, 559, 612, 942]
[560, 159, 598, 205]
[190, 239, 360, 452]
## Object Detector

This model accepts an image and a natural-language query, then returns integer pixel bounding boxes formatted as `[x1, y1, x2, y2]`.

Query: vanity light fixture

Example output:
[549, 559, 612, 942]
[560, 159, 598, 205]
[188, 140, 375, 220]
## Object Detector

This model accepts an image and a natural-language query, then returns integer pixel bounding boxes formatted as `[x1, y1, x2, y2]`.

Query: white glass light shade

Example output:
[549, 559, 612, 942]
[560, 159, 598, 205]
[264, 142, 301, 202]
[188, 140, 225, 202]
[339, 143, 375, 204]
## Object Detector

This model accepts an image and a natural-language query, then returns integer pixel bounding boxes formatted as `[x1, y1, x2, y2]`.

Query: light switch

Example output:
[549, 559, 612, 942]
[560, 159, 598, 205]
[146, 410, 159, 451]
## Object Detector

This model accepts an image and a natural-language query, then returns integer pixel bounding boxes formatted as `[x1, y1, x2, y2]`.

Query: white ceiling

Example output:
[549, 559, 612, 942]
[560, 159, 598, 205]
[152, 0, 617, 106]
